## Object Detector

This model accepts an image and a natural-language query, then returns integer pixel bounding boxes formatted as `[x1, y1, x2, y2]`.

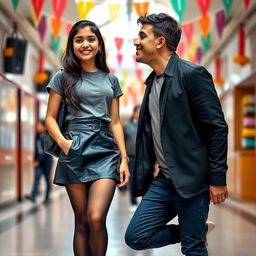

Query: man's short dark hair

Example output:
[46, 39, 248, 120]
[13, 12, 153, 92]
[137, 13, 181, 51]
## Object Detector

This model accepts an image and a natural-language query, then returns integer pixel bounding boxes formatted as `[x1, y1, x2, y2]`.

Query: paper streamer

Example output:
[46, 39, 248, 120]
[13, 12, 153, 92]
[244, 0, 250, 10]
[31, 0, 45, 24]
[12, 0, 20, 12]
[213, 57, 224, 85]
[51, 34, 61, 55]
[233, 26, 250, 66]
[195, 46, 203, 63]
[176, 41, 185, 58]
[196, 0, 211, 17]
[135, 68, 143, 81]
[122, 69, 129, 81]
[182, 22, 194, 45]
[108, 3, 121, 22]
[132, 54, 138, 67]
[222, 0, 234, 18]
[201, 33, 211, 53]
[52, 0, 67, 20]
[114, 37, 124, 52]
[76, 0, 94, 20]
[198, 14, 210, 38]
[38, 15, 47, 43]
[116, 53, 123, 67]
[133, 1, 150, 17]
[215, 9, 225, 39]
[51, 16, 63, 40]
[66, 23, 73, 36]
[170, 0, 187, 22]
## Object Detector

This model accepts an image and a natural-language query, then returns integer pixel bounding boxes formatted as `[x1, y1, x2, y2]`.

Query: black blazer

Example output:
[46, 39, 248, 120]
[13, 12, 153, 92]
[132, 53, 228, 199]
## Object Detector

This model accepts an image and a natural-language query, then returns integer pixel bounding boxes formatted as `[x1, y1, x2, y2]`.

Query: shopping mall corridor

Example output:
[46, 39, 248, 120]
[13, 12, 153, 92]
[0, 188, 256, 256]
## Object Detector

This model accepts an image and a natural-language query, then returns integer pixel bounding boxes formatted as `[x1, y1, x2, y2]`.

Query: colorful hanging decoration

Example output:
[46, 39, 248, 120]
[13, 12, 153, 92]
[108, 4, 121, 22]
[133, 1, 150, 17]
[182, 22, 194, 45]
[195, 46, 203, 64]
[213, 57, 224, 86]
[222, 0, 234, 18]
[12, 0, 20, 12]
[116, 53, 123, 67]
[122, 69, 129, 81]
[244, 0, 250, 10]
[66, 23, 73, 36]
[34, 52, 48, 84]
[51, 16, 63, 40]
[31, 0, 45, 26]
[198, 15, 210, 38]
[176, 41, 185, 58]
[233, 25, 250, 66]
[196, 0, 211, 17]
[51, 0, 67, 20]
[51, 34, 61, 55]
[76, 0, 94, 20]
[215, 10, 225, 39]
[188, 53, 196, 63]
[114, 37, 124, 52]
[121, 87, 128, 107]
[188, 37, 199, 61]
[129, 81, 138, 105]
[132, 54, 138, 67]
[170, 0, 187, 22]
[38, 15, 47, 43]
[135, 68, 143, 81]
[201, 33, 211, 53]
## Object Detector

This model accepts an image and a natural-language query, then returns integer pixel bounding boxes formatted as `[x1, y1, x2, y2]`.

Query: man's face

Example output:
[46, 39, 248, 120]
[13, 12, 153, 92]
[134, 24, 159, 65]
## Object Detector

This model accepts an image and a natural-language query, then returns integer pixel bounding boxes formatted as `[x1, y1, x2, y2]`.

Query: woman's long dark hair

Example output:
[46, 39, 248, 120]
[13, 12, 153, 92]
[61, 20, 110, 110]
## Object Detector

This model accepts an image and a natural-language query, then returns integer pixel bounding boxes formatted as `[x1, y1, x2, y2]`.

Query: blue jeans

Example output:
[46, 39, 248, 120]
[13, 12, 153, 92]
[125, 175, 210, 256]
[31, 158, 53, 200]
[128, 156, 137, 205]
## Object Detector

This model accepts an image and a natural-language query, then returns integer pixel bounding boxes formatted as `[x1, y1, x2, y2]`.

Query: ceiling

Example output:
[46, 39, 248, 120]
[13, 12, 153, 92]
[0, 0, 250, 71]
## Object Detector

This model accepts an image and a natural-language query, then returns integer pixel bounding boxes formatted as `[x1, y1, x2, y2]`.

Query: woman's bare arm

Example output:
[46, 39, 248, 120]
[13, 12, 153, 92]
[110, 97, 130, 187]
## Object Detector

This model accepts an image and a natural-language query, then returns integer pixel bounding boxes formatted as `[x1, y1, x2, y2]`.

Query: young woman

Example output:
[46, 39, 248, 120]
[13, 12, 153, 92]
[45, 20, 130, 256]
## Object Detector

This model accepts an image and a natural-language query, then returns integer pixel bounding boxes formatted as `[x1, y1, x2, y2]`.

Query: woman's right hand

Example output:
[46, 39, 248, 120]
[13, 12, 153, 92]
[59, 139, 73, 155]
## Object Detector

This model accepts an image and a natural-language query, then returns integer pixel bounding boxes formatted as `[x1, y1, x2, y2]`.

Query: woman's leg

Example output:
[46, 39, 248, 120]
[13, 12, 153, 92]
[88, 178, 116, 256]
[66, 183, 90, 256]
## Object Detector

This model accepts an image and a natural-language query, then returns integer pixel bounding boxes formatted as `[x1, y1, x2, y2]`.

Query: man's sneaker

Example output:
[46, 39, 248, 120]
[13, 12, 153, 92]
[206, 221, 215, 236]
[204, 221, 215, 246]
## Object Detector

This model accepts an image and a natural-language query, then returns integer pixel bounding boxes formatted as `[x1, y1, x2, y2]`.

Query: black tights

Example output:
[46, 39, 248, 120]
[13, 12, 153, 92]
[66, 179, 116, 256]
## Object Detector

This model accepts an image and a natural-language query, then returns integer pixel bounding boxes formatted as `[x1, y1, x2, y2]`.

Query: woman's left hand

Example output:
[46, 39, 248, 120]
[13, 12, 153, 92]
[117, 160, 130, 188]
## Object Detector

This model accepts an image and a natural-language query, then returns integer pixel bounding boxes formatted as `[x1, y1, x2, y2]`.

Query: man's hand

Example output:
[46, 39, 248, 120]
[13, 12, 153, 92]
[209, 185, 228, 205]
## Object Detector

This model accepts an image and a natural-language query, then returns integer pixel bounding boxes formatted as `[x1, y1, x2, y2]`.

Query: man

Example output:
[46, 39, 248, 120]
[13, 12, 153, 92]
[123, 105, 141, 210]
[26, 120, 53, 204]
[125, 13, 228, 256]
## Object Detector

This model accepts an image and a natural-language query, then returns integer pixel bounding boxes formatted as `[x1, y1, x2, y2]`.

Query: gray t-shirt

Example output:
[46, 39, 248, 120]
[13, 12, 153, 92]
[148, 74, 170, 179]
[46, 70, 123, 123]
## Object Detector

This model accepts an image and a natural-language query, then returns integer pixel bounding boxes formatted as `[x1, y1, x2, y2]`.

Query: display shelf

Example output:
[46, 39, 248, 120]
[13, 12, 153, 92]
[241, 94, 255, 149]
[221, 84, 256, 201]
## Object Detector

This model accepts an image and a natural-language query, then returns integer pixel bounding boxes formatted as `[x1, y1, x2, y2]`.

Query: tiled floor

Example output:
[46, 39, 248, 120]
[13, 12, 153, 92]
[0, 188, 256, 256]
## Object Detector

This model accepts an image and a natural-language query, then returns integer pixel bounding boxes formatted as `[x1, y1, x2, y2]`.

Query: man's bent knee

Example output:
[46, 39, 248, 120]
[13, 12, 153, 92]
[125, 230, 148, 250]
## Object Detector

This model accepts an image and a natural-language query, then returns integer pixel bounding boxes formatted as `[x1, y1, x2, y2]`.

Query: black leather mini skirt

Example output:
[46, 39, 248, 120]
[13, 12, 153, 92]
[53, 119, 120, 185]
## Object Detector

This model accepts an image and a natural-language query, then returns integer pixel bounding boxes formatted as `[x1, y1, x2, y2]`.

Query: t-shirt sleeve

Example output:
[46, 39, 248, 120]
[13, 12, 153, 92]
[111, 74, 123, 98]
[46, 70, 64, 96]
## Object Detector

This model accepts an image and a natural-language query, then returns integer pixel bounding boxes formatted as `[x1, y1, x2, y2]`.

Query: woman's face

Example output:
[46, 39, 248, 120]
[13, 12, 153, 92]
[73, 26, 101, 63]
